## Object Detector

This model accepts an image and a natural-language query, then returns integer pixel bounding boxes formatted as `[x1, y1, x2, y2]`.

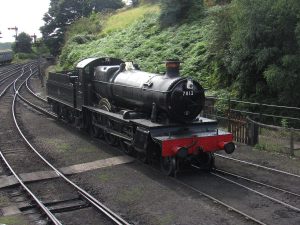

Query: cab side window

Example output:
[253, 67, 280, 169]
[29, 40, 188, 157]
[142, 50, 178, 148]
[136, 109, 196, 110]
[84, 66, 90, 75]
[79, 69, 83, 83]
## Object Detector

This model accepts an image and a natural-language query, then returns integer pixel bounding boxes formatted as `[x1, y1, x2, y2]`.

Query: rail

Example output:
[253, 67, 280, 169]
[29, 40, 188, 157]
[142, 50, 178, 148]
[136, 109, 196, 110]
[15, 64, 130, 225]
[0, 63, 62, 224]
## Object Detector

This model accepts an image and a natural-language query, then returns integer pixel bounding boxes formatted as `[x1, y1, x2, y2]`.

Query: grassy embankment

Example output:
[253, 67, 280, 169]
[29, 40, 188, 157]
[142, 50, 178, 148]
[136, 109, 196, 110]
[59, 4, 217, 89]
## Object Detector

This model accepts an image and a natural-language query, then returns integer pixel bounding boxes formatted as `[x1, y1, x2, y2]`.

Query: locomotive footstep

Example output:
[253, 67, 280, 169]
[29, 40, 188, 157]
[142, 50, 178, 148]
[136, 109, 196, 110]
[104, 132, 119, 146]
[160, 156, 176, 176]
[120, 141, 134, 156]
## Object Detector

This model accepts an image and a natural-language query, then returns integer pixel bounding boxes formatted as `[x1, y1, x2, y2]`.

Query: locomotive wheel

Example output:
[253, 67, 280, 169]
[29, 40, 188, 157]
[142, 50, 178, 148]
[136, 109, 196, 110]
[52, 103, 58, 115]
[67, 110, 75, 124]
[90, 125, 100, 138]
[103, 121, 119, 146]
[196, 152, 215, 172]
[104, 132, 119, 146]
[57, 105, 63, 120]
[138, 152, 148, 164]
[99, 98, 118, 145]
[90, 114, 104, 138]
[98, 129, 104, 139]
[120, 141, 134, 155]
[160, 156, 176, 176]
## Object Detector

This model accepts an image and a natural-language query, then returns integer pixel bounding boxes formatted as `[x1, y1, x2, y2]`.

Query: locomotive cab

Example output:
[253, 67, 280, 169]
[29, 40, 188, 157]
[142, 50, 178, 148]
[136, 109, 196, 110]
[75, 57, 124, 109]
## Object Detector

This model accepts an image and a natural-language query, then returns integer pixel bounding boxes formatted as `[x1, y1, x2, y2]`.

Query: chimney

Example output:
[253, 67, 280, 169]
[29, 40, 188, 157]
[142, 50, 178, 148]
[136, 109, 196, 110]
[165, 60, 180, 78]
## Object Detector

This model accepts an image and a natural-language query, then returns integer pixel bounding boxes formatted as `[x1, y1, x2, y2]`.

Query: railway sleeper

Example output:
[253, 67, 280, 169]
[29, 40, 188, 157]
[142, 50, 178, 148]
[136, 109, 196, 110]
[19, 197, 90, 214]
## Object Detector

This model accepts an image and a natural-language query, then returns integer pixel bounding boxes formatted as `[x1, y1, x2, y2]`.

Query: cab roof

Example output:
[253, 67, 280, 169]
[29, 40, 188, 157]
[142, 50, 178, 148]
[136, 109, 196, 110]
[76, 57, 100, 69]
[76, 57, 124, 69]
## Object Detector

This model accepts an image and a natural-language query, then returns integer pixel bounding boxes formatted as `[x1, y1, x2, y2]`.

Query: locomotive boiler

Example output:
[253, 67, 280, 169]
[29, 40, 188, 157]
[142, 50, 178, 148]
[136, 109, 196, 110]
[93, 60, 205, 122]
[47, 57, 235, 176]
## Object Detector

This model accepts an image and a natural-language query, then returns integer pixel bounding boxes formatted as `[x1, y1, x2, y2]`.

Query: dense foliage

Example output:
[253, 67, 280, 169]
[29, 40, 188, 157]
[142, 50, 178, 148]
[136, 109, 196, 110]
[40, 0, 124, 56]
[57, 1, 300, 107]
[160, 0, 204, 27]
[59, 10, 215, 88]
[12, 32, 32, 53]
[208, 0, 300, 106]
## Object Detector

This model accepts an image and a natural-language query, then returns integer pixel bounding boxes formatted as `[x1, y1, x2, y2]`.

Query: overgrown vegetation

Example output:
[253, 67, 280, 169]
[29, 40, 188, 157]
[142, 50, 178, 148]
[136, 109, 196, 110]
[207, 0, 300, 106]
[12, 32, 32, 53]
[55, 0, 300, 108]
[160, 0, 204, 27]
[103, 4, 160, 34]
[60, 8, 218, 88]
[11, 37, 50, 63]
[41, 0, 124, 56]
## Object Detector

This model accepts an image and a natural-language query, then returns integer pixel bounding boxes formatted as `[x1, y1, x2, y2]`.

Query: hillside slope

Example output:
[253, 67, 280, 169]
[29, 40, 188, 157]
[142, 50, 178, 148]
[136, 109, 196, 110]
[59, 4, 215, 88]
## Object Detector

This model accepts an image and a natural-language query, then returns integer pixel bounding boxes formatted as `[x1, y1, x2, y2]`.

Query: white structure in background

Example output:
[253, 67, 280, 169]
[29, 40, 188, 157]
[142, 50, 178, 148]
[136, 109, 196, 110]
[123, 0, 133, 6]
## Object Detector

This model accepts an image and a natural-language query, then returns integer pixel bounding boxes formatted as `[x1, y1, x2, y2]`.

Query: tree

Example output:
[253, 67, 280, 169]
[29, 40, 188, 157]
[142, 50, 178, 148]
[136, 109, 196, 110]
[40, 0, 124, 56]
[12, 32, 32, 53]
[160, 0, 204, 27]
[208, 0, 300, 106]
[206, 4, 233, 88]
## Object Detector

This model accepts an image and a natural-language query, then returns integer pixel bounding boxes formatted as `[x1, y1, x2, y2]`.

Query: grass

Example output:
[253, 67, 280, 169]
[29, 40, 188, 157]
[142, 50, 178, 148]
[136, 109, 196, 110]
[77, 146, 98, 153]
[12, 53, 35, 64]
[0, 195, 10, 207]
[59, 3, 219, 89]
[0, 195, 28, 225]
[97, 172, 111, 182]
[58, 143, 71, 152]
[117, 186, 144, 203]
[102, 4, 160, 34]
[43, 138, 71, 152]
[254, 128, 300, 156]
[0, 215, 28, 225]
[66, 12, 104, 41]
[59, 11, 212, 84]
[42, 138, 101, 153]
[45, 65, 56, 79]
[158, 213, 175, 225]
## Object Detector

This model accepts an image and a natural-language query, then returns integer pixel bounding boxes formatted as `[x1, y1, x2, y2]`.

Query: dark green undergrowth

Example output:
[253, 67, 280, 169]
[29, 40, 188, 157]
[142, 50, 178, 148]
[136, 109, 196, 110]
[56, 1, 300, 110]
[59, 11, 218, 88]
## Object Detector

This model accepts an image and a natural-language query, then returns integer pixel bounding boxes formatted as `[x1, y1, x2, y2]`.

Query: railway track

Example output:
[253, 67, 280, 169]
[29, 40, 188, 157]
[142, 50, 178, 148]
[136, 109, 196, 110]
[215, 153, 300, 178]
[0, 64, 26, 87]
[175, 165, 300, 225]
[0, 64, 65, 224]
[25, 70, 48, 102]
[0, 63, 131, 225]
[0, 65, 30, 96]
[18, 67, 55, 118]
[15, 64, 300, 224]
[0, 64, 19, 75]
[214, 168, 300, 198]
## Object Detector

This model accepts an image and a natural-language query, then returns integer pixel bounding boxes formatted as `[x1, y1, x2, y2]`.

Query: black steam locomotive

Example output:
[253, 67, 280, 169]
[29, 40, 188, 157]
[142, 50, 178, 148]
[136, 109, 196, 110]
[47, 57, 235, 175]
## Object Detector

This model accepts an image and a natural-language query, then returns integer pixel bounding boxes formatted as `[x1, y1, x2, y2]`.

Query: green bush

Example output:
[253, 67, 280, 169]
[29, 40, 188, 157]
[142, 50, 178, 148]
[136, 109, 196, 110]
[160, 0, 204, 27]
[65, 12, 104, 40]
[207, 0, 300, 106]
[59, 12, 218, 90]
[70, 34, 96, 44]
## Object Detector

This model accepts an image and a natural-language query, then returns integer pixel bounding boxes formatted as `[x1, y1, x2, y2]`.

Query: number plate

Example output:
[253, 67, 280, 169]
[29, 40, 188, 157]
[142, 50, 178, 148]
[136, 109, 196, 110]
[183, 91, 193, 96]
